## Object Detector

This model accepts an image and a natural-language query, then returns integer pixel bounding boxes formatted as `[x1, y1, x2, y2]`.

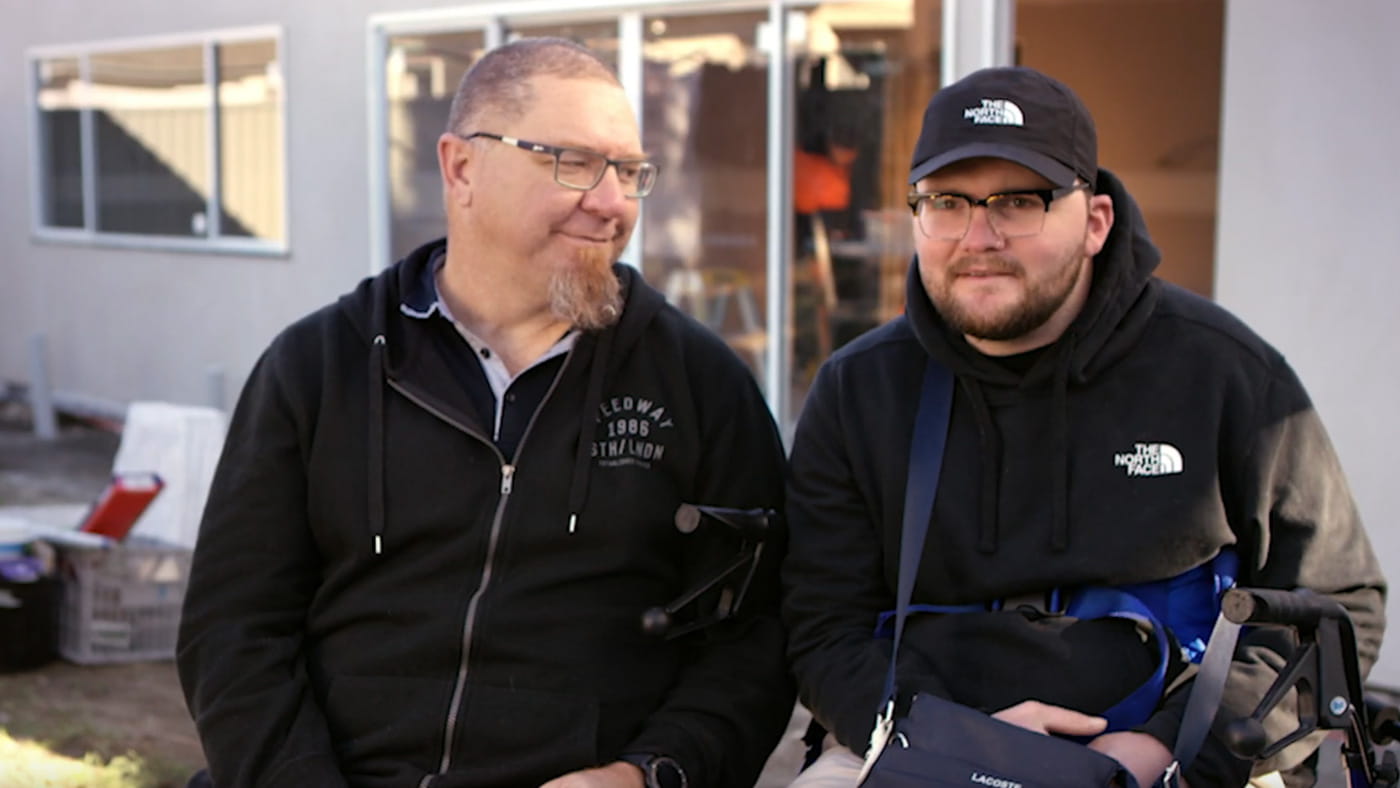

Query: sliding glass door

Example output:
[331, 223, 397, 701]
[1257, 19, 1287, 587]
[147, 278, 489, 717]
[372, 0, 943, 432]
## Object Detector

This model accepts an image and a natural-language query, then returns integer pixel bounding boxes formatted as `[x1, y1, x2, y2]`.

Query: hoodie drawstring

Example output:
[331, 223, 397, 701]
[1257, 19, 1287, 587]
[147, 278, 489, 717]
[369, 334, 388, 555]
[1049, 339, 1076, 553]
[961, 377, 1002, 554]
[957, 340, 1076, 555]
[565, 329, 614, 534]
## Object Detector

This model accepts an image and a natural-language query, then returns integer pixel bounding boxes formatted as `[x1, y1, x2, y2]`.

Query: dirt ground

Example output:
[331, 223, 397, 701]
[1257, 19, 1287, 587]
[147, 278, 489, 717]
[0, 400, 205, 786]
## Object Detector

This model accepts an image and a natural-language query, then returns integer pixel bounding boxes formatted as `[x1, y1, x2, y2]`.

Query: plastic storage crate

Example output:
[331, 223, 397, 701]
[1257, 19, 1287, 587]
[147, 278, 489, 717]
[0, 574, 60, 671]
[58, 535, 192, 664]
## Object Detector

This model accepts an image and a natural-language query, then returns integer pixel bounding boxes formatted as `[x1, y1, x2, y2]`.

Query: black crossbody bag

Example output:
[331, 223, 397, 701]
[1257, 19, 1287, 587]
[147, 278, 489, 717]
[857, 359, 1241, 788]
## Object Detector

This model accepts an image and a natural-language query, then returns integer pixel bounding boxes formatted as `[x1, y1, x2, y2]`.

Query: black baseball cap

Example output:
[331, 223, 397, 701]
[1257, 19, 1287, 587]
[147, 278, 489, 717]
[908, 66, 1097, 191]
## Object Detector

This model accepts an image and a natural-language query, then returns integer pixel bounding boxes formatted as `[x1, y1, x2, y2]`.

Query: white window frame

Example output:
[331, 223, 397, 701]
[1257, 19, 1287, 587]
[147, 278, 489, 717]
[26, 25, 289, 256]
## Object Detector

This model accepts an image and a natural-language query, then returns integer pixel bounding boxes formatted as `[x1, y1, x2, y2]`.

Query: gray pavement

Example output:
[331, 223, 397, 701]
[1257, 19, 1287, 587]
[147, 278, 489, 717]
[0, 399, 117, 508]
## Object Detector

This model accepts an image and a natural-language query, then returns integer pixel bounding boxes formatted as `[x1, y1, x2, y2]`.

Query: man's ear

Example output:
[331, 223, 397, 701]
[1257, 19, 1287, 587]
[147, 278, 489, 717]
[438, 133, 473, 208]
[1084, 193, 1114, 257]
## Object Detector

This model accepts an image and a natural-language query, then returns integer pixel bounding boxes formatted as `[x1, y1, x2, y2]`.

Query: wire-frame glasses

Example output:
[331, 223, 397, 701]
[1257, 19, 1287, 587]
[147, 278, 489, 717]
[462, 132, 659, 198]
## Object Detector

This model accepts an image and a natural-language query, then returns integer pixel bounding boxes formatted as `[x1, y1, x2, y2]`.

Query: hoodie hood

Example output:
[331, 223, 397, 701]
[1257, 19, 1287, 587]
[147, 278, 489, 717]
[336, 237, 669, 554]
[903, 168, 1163, 554]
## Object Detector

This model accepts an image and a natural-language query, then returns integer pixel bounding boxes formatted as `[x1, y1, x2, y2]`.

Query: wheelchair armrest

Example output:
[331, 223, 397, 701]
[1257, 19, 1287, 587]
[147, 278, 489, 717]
[640, 504, 779, 640]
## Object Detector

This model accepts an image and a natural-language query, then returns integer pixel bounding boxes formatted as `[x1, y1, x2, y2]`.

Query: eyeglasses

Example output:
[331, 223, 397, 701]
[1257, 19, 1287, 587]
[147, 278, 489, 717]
[461, 132, 659, 198]
[906, 183, 1089, 240]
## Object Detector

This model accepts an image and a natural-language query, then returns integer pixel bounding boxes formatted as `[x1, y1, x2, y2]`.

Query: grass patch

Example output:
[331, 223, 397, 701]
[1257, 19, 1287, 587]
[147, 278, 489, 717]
[0, 662, 202, 787]
[0, 729, 147, 787]
[0, 725, 193, 788]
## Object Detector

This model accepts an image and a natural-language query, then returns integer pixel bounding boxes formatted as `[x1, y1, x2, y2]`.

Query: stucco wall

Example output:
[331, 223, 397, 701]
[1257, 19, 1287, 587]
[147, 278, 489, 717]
[1217, 0, 1400, 686]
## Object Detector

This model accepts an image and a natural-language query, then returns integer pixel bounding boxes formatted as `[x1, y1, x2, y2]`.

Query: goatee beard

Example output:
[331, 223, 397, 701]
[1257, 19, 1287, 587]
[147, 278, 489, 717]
[550, 246, 623, 330]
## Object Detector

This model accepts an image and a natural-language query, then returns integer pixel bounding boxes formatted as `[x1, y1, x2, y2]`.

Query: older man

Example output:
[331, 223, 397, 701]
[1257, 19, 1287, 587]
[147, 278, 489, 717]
[179, 38, 791, 788]
[782, 66, 1384, 787]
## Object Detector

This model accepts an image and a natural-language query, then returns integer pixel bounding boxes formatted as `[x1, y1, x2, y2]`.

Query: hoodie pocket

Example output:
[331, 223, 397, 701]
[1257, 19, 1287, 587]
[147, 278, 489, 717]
[450, 682, 601, 782]
[323, 674, 452, 774]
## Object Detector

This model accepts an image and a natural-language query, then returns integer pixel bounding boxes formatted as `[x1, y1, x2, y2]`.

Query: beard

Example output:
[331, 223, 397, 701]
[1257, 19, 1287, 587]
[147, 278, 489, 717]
[925, 241, 1087, 342]
[549, 245, 623, 330]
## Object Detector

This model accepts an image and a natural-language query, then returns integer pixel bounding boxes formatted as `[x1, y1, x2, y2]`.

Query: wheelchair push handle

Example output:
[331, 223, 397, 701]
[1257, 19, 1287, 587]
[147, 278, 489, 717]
[1222, 586, 1348, 629]
[1221, 587, 1400, 787]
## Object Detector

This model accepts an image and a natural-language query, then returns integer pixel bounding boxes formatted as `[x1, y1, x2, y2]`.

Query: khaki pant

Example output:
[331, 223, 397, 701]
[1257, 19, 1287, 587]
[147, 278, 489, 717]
[786, 738, 861, 787]
[784, 736, 1284, 787]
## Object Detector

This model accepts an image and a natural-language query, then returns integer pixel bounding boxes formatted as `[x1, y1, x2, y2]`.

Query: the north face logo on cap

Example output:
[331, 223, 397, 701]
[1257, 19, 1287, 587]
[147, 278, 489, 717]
[963, 99, 1024, 127]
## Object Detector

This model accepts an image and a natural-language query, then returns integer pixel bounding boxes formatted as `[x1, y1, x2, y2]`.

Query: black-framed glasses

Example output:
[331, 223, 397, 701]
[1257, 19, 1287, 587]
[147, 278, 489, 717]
[461, 132, 659, 198]
[906, 183, 1089, 240]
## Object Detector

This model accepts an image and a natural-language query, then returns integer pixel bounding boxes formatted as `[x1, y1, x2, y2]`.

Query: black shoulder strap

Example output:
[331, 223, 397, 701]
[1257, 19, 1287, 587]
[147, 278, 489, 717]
[878, 358, 955, 704]
[801, 358, 955, 770]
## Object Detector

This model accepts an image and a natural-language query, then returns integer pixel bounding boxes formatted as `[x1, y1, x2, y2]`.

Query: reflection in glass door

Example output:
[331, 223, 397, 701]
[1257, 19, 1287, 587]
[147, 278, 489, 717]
[385, 30, 486, 263]
[505, 20, 619, 70]
[383, 22, 621, 267]
[374, 2, 948, 432]
[787, 0, 940, 421]
[641, 11, 771, 382]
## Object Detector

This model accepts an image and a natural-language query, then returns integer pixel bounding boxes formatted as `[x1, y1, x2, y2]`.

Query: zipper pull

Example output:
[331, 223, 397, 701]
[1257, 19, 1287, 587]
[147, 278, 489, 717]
[500, 464, 515, 495]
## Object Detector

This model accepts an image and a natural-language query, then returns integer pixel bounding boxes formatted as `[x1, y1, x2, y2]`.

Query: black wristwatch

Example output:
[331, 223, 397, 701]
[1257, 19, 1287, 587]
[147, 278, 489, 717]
[622, 753, 687, 788]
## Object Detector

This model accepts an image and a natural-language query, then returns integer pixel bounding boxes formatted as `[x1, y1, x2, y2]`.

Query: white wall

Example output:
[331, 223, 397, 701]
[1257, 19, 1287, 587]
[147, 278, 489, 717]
[1217, 0, 1400, 687]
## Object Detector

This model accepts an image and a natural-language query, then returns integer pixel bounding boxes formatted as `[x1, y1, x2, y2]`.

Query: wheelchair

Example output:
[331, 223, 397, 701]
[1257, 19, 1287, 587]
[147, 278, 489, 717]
[678, 510, 1391, 788]
[781, 579, 1396, 788]
[1220, 587, 1398, 788]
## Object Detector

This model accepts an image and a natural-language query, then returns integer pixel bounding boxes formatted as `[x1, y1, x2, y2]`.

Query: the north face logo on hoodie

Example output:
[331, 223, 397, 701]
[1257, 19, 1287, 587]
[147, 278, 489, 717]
[963, 98, 1025, 126]
[1114, 443, 1184, 477]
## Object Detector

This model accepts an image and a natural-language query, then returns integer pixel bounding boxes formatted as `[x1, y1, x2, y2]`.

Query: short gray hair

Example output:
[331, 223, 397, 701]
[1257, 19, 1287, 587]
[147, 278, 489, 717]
[445, 37, 619, 135]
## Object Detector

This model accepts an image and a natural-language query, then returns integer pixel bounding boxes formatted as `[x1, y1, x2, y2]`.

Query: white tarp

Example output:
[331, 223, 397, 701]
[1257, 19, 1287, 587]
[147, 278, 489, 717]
[111, 402, 227, 549]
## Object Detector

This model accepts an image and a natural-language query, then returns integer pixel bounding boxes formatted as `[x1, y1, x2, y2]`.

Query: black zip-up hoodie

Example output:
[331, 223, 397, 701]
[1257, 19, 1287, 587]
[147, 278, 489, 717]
[782, 170, 1385, 784]
[178, 239, 793, 788]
